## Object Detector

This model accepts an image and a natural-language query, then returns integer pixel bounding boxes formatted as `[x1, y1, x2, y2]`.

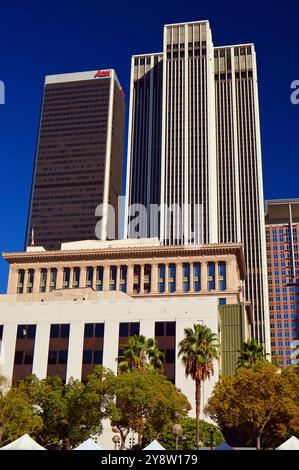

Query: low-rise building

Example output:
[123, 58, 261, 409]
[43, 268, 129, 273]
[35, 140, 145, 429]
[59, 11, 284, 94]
[0, 238, 251, 448]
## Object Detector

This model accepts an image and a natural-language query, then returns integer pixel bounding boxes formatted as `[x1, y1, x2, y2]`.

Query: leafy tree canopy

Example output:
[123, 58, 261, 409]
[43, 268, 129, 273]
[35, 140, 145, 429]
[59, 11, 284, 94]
[105, 369, 190, 449]
[205, 361, 299, 449]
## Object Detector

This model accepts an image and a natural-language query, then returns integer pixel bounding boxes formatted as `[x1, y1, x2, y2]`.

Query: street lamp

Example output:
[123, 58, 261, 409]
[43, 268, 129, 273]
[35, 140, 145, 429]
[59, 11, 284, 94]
[112, 434, 120, 450]
[172, 423, 183, 450]
[207, 427, 215, 450]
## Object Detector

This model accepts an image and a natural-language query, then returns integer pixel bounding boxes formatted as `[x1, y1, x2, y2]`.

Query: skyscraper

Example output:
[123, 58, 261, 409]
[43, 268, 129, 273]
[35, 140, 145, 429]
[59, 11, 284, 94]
[265, 199, 299, 367]
[26, 70, 125, 250]
[125, 20, 269, 350]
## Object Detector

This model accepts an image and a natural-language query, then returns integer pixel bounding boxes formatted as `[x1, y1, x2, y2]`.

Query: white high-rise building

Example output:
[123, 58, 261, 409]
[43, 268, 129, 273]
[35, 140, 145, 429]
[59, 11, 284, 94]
[124, 20, 269, 350]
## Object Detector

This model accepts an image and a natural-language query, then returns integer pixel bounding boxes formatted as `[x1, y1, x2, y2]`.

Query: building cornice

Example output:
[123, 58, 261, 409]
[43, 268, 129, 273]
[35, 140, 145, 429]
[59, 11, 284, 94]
[2, 243, 246, 279]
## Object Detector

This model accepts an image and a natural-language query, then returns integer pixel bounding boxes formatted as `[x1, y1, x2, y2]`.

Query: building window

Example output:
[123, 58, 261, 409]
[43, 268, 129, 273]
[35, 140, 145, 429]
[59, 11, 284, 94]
[17, 324, 36, 339]
[50, 324, 70, 339]
[96, 267, 103, 291]
[119, 322, 140, 338]
[120, 266, 127, 293]
[144, 265, 151, 293]
[63, 268, 70, 289]
[39, 269, 47, 293]
[49, 269, 57, 292]
[48, 350, 68, 365]
[183, 263, 190, 292]
[168, 264, 176, 293]
[133, 265, 141, 294]
[26, 269, 34, 293]
[73, 268, 80, 288]
[193, 263, 201, 292]
[219, 298, 226, 305]
[208, 262, 215, 291]
[17, 269, 25, 294]
[218, 262, 226, 291]
[84, 323, 104, 338]
[158, 264, 165, 293]
[86, 267, 93, 288]
[109, 266, 117, 291]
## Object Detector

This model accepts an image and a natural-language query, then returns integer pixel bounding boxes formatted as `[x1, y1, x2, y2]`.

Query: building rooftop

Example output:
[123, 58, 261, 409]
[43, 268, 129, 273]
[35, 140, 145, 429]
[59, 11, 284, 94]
[265, 199, 299, 224]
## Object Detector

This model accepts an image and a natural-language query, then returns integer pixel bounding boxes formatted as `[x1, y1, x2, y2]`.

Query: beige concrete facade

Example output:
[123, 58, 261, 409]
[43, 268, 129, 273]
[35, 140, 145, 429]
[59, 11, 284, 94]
[3, 240, 246, 306]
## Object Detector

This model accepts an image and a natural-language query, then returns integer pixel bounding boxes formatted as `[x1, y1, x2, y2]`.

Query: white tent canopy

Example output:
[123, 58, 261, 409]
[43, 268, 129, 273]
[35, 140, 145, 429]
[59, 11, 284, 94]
[276, 436, 299, 450]
[0, 434, 46, 450]
[74, 438, 103, 450]
[143, 440, 165, 450]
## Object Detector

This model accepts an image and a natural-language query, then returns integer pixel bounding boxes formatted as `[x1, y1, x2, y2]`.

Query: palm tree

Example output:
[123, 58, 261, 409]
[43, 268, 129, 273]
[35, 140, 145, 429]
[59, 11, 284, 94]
[237, 338, 268, 369]
[178, 324, 220, 449]
[117, 335, 164, 373]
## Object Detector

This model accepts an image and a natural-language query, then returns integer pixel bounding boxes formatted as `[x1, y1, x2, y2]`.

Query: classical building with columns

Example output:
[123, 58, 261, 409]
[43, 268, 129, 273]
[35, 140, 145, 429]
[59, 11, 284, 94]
[0, 238, 251, 449]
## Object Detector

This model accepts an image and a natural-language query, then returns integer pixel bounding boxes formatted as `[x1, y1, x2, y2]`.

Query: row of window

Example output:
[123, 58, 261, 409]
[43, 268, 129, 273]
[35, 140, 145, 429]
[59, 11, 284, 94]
[10, 320, 178, 382]
[16, 261, 227, 294]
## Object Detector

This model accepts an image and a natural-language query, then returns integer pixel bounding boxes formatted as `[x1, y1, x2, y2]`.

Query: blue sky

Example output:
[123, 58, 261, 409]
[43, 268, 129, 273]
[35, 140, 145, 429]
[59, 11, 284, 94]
[0, 0, 298, 292]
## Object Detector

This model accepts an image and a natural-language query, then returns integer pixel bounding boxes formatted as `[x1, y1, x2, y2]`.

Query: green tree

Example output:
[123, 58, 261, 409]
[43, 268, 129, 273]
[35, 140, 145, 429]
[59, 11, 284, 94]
[237, 338, 268, 368]
[205, 361, 299, 449]
[118, 335, 164, 373]
[178, 324, 219, 449]
[155, 418, 224, 450]
[20, 368, 114, 449]
[0, 386, 43, 445]
[106, 369, 190, 449]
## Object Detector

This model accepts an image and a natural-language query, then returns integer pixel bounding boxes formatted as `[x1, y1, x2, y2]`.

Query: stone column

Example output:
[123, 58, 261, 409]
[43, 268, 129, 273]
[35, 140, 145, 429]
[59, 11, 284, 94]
[66, 322, 85, 381]
[103, 265, 110, 291]
[190, 262, 194, 293]
[102, 321, 119, 374]
[215, 262, 219, 291]
[7, 267, 18, 294]
[56, 266, 63, 289]
[33, 268, 41, 293]
[165, 264, 169, 293]
[127, 264, 134, 295]
[116, 266, 121, 291]
[69, 267, 74, 289]
[140, 264, 144, 294]
[32, 323, 51, 379]
[151, 263, 158, 294]
[201, 261, 208, 292]
[176, 262, 183, 293]
[79, 267, 86, 288]
[45, 268, 51, 292]
[92, 266, 97, 290]
[23, 269, 29, 294]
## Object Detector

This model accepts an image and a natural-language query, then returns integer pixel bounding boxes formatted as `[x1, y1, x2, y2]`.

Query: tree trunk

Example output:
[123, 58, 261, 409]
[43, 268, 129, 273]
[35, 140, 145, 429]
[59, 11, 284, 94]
[195, 379, 201, 449]
[256, 434, 261, 450]
[120, 429, 128, 449]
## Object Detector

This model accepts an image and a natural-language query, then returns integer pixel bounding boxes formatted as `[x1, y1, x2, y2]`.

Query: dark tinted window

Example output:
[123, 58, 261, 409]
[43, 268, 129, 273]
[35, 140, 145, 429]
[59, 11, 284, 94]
[27, 325, 36, 339]
[24, 352, 34, 365]
[165, 349, 175, 364]
[130, 323, 140, 336]
[94, 350, 103, 364]
[83, 350, 92, 364]
[155, 322, 165, 337]
[95, 323, 104, 338]
[119, 323, 129, 337]
[48, 350, 57, 364]
[166, 322, 175, 336]
[60, 324, 70, 338]
[50, 325, 59, 338]
[14, 351, 24, 365]
[58, 350, 68, 364]
[84, 324, 94, 338]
